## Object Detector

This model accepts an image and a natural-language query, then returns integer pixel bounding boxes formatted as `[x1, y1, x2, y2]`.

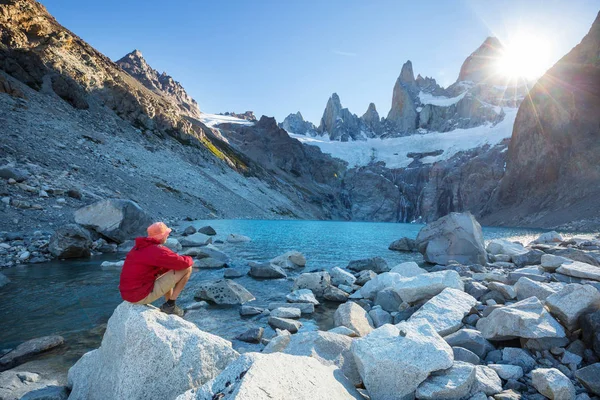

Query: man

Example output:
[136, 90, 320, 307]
[119, 222, 193, 317]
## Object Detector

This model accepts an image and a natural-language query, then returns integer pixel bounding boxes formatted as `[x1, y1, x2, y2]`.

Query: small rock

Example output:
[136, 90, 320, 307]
[248, 262, 287, 279]
[323, 286, 350, 302]
[270, 307, 301, 319]
[330, 267, 356, 286]
[286, 289, 319, 305]
[226, 234, 250, 243]
[235, 327, 264, 343]
[239, 306, 264, 316]
[268, 317, 302, 333]
[347, 256, 389, 273]
[532, 368, 576, 400]
[334, 302, 374, 337]
[489, 364, 523, 380]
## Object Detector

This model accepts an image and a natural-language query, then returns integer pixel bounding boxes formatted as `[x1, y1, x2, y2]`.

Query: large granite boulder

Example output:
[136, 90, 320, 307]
[416, 361, 476, 400]
[444, 329, 495, 359]
[575, 363, 600, 396]
[394, 270, 464, 303]
[389, 261, 427, 278]
[514, 277, 563, 301]
[68, 302, 239, 400]
[347, 257, 389, 273]
[532, 368, 576, 400]
[74, 199, 152, 244]
[177, 353, 362, 400]
[248, 263, 287, 279]
[388, 237, 417, 252]
[486, 239, 527, 258]
[415, 212, 487, 265]
[194, 280, 255, 305]
[270, 251, 306, 269]
[351, 321, 453, 400]
[408, 288, 477, 336]
[546, 284, 600, 330]
[557, 261, 600, 281]
[280, 331, 361, 386]
[48, 224, 92, 259]
[360, 272, 404, 299]
[333, 302, 374, 337]
[292, 271, 331, 297]
[476, 297, 566, 340]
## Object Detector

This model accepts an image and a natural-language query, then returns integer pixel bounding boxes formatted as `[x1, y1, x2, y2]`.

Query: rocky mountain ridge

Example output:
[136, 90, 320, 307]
[281, 37, 529, 141]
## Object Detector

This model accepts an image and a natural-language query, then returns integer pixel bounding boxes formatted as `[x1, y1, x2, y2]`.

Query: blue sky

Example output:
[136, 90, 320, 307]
[40, 0, 598, 124]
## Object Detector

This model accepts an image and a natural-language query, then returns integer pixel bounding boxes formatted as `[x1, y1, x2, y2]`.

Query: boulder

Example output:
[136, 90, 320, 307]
[489, 364, 523, 380]
[452, 347, 480, 364]
[512, 249, 545, 268]
[374, 288, 403, 312]
[546, 284, 600, 330]
[269, 302, 315, 314]
[351, 321, 453, 400]
[557, 261, 600, 281]
[194, 280, 255, 305]
[532, 368, 576, 400]
[183, 226, 197, 236]
[268, 317, 302, 333]
[67, 302, 238, 400]
[193, 258, 227, 269]
[223, 269, 244, 279]
[580, 310, 600, 357]
[487, 282, 516, 300]
[197, 226, 216, 236]
[471, 365, 502, 396]
[333, 302, 373, 337]
[360, 272, 404, 299]
[486, 239, 527, 258]
[248, 263, 287, 279]
[164, 238, 182, 252]
[74, 199, 152, 244]
[408, 288, 477, 336]
[184, 245, 228, 261]
[48, 224, 92, 259]
[575, 363, 600, 396]
[239, 306, 264, 316]
[389, 261, 427, 277]
[394, 270, 464, 303]
[0, 336, 64, 371]
[179, 233, 212, 247]
[347, 257, 389, 273]
[324, 286, 350, 302]
[330, 267, 356, 287]
[415, 212, 487, 265]
[508, 265, 547, 283]
[0, 370, 65, 400]
[416, 361, 476, 400]
[270, 251, 306, 269]
[177, 353, 362, 400]
[270, 307, 301, 319]
[0, 165, 29, 182]
[476, 297, 566, 340]
[292, 271, 331, 297]
[501, 347, 537, 373]
[514, 277, 563, 301]
[285, 289, 319, 305]
[443, 329, 495, 359]
[368, 308, 392, 327]
[226, 234, 250, 243]
[541, 254, 571, 272]
[388, 237, 416, 252]
[235, 328, 263, 344]
[355, 270, 377, 285]
[281, 331, 361, 386]
[532, 231, 564, 244]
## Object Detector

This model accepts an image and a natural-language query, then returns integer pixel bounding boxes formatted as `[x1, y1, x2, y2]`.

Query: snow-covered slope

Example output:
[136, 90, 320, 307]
[199, 113, 256, 128]
[289, 108, 517, 168]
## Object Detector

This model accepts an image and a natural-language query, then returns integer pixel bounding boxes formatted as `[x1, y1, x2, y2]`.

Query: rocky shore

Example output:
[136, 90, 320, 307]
[2, 211, 600, 399]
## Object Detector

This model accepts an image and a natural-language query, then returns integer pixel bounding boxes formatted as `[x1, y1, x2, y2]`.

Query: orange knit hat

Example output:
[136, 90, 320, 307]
[147, 222, 172, 241]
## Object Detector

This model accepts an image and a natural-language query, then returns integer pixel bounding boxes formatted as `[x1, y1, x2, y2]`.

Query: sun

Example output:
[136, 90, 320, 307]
[495, 31, 552, 81]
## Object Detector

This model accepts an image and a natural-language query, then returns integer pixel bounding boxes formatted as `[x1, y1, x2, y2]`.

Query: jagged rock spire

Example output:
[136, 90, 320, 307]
[386, 61, 418, 133]
[456, 36, 504, 84]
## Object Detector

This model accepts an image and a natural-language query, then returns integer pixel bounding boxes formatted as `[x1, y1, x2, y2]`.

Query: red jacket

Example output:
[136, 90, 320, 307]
[119, 237, 193, 302]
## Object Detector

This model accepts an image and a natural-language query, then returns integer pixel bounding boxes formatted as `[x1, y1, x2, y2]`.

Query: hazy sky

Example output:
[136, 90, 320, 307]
[40, 0, 598, 124]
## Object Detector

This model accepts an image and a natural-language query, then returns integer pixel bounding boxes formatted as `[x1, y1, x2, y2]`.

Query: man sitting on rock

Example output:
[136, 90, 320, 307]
[119, 222, 193, 317]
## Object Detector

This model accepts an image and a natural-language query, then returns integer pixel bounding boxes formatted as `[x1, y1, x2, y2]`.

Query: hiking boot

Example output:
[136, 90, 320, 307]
[160, 302, 185, 317]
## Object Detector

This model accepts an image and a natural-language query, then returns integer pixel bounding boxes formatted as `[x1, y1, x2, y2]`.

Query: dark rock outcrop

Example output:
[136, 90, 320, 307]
[484, 12, 600, 228]
[279, 111, 318, 136]
[318, 93, 364, 141]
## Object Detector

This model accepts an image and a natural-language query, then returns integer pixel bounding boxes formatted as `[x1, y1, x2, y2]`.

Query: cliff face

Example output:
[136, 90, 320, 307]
[483, 12, 600, 229]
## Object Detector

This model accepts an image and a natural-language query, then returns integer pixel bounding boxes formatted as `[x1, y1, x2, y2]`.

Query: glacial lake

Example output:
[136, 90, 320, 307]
[0, 219, 548, 372]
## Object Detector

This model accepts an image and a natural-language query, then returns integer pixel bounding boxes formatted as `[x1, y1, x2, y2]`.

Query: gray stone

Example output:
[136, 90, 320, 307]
[512, 249, 544, 268]
[487, 282, 516, 300]
[270, 307, 301, 319]
[67, 302, 238, 400]
[20, 385, 69, 400]
[0, 336, 64, 371]
[164, 238, 182, 252]
[532, 368, 576, 400]
[239, 306, 263, 316]
[223, 269, 244, 279]
[389, 237, 416, 252]
[235, 327, 264, 343]
[184, 244, 228, 261]
[416, 361, 476, 400]
[268, 317, 302, 333]
[330, 267, 356, 287]
[182, 225, 197, 236]
[532, 231, 564, 244]
[179, 353, 362, 400]
[179, 233, 212, 247]
[390, 261, 427, 277]
[415, 212, 487, 265]
[193, 258, 227, 269]
[351, 321, 453, 400]
[292, 271, 331, 297]
[374, 287, 403, 312]
[489, 364, 523, 380]
[508, 266, 547, 283]
[74, 199, 152, 244]
[444, 329, 495, 358]
[557, 261, 600, 281]
[486, 239, 527, 258]
[328, 326, 359, 337]
[262, 332, 292, 354]
[466, 281, 488, 299]
[347, 257, 389, 273]
[226, 234, 251, 243]
[502, 347, 536, 373]
[514, 277, 563, 301]
[541, 254, 571, 272]
[281, 331, 361, 386]
[368, 308, 392, 328]
[270, 251, 306, 269]
[48, 224, 92, 259]
[580, 310, 600, 357]
[0, 165, 29, 182]
[194, 279, 255, 305]
[248, 262, 287, 279]
[546, 284, 600, 330]
[476, 297, 566, 340]
[355, 270, 377, 285]
[324, 286, 350, 302]
[269, 302, 315, 314]
[360, 272, 405, 299]
[574, 363, 600, 395]
[285, 289, 320, 305]
[408, 288, 477, 336]
[453, 346, 480, 364]
[471, 365, 503, 396]
[197, 226, 216, 236]
[394, 270, 464, 303]
[333, 302, 373, 337]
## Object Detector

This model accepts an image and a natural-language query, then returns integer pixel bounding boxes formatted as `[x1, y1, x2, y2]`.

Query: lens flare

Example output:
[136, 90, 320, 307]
[496, 32, 552, 80]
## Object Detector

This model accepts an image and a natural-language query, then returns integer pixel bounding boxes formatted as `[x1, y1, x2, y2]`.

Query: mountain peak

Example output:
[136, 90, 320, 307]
[455, 36, 504, 83]
[400, 60, 416, 86]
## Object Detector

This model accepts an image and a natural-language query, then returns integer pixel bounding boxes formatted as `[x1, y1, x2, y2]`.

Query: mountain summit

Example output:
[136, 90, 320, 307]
[116, 50, 201, 118]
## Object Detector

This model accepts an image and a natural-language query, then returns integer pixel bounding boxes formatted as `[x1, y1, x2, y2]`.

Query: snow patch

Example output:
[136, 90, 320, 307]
[289, 108, 518, 169]
[199, 113, 255, 128]
[418, 91, 467, 107]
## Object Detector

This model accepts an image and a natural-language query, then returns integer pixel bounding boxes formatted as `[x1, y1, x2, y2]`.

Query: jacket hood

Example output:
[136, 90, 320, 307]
[134, 237, 162, 249]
